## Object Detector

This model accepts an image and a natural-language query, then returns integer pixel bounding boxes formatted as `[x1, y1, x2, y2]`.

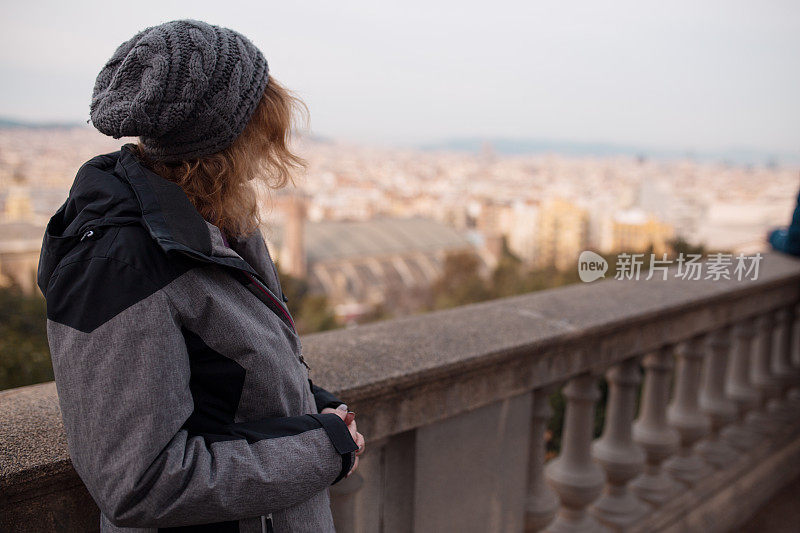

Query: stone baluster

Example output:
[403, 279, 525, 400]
[772, 306, 800, 416]
[630, 348, 680, 506]
[664, 336, 712, 486]
[790, 303, 800, 404]
[774, 307, 797, 377]
[696, 327, 739, 467]
[545, 374, 607, 533]
[527, 388, 558, 531]
[721, 319, 763, 449]
[794, 303, 800, 367]
[590, 358, 649, 529]
[750, 312, 783, 430]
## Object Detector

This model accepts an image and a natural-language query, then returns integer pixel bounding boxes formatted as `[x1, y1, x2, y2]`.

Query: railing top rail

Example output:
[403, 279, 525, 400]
[303, 252, 800, 401]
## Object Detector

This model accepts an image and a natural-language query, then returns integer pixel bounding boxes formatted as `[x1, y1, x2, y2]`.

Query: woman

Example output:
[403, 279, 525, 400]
[36, 19, 364, 533]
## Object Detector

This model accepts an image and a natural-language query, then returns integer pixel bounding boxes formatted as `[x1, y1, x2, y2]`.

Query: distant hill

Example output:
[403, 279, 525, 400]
[1, 117, 796, 167]
[420, 137, 800, 167]
[0, 117, 84, 129]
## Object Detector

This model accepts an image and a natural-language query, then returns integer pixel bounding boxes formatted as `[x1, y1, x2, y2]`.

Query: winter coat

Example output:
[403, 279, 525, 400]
[36, 143, 358, 533]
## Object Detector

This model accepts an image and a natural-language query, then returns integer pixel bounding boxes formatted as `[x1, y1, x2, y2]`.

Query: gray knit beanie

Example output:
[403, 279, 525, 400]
[90, 19, 269, 162]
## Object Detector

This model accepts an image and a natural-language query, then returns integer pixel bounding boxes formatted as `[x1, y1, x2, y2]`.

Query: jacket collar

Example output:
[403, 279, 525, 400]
[116, 143, 263, 279]
[115, 143, 294, 317]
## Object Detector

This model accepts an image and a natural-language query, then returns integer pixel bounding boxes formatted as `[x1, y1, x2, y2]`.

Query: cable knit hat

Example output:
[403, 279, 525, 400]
[90, 19, 269, 162]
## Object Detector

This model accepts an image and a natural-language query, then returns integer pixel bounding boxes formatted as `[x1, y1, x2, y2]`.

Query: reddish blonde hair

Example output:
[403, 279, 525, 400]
[134, 77, 308, 238]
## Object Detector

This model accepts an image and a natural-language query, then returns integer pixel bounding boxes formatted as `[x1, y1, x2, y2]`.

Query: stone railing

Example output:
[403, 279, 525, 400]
[2, 252, 800, 532]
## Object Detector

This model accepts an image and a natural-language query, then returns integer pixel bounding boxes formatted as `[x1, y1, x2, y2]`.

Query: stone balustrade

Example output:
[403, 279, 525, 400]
[2, 252, 800, 532]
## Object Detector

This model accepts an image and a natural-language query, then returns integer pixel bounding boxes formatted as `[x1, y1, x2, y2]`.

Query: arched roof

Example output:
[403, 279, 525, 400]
[269, 216, 473, 263]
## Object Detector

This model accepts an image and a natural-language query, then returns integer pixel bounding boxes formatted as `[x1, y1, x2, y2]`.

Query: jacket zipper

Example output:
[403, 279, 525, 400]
[242, 273, 310, 369]
[241, 270, 297, 333]
[243, 273, 310, 369]
[175, 248, 308, 369]
[175, 248, 294, 324]
[80, 228, 96, 241]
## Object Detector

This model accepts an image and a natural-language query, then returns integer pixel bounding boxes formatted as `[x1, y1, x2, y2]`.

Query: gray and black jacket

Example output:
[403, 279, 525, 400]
[36, 144, 358, 533]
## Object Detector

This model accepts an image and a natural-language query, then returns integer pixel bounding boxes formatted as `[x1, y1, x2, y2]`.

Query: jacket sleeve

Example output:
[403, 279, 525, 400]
[44, 256, 358, 528]
[308, 378, 347, 412]
[769, 187, 800, 257]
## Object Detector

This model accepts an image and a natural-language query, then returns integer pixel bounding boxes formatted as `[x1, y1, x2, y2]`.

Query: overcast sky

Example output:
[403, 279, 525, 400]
[1, 1, 798, 154]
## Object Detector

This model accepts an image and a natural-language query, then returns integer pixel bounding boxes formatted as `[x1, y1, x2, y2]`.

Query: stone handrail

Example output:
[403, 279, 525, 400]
[2, 252, 800, 532]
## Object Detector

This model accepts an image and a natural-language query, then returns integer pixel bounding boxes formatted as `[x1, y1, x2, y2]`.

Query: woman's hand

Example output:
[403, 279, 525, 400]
[322, 405, 365, 477]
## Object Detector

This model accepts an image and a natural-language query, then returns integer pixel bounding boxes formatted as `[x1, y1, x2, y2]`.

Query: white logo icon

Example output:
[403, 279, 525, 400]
[578, 251, 608, 283]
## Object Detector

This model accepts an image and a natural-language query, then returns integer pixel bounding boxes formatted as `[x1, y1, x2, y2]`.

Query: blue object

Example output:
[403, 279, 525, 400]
[769, 187, 800, 257]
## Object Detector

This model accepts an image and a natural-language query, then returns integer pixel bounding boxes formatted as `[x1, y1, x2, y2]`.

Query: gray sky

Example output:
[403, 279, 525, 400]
[1, 0, 798, 154]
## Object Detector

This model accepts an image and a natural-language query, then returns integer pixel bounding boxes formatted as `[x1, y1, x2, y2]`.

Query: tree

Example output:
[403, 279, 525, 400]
[274, 264, 338, 334]
[490, 237, 528, 298]
[668, 236, 706, 258]
[0, 282, 52, 391]
[430, 251, 492, 310]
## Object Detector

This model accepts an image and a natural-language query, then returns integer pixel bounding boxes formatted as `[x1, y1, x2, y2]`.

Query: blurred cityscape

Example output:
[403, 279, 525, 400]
[0, 125, 797, 331]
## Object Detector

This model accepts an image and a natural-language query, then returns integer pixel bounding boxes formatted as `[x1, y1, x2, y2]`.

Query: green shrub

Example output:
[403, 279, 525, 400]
[0, 283, 52, 391]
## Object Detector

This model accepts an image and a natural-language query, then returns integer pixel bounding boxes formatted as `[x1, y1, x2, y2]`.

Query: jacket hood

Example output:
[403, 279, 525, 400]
[37, 143, 260, 297]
